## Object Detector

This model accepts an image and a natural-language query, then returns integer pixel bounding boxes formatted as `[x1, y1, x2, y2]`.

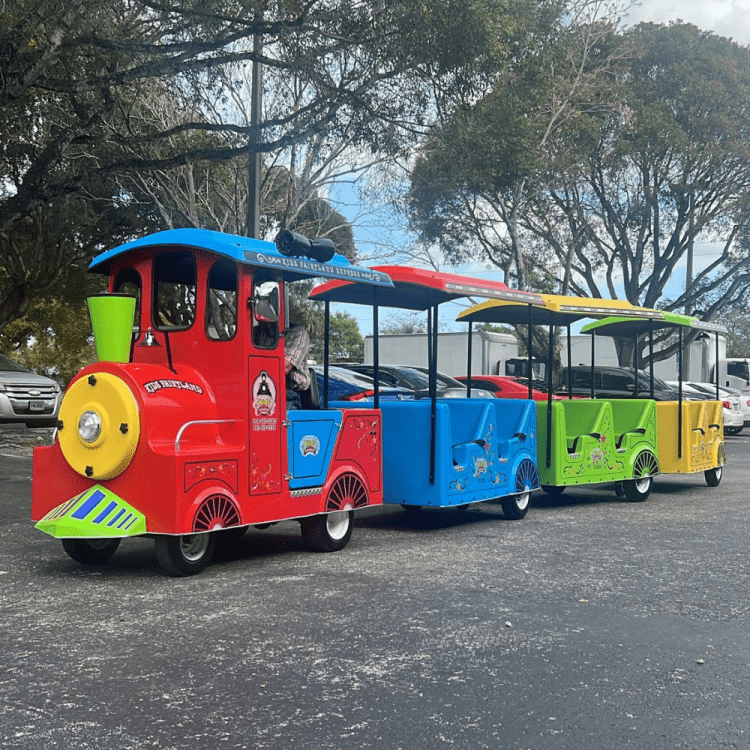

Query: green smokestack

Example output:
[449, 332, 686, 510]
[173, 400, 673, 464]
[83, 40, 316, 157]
[87, 293, 136, 363]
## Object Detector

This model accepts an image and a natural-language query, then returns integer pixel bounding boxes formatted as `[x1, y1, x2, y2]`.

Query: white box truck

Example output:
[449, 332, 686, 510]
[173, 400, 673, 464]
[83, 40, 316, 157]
[363, 330, 520, 377]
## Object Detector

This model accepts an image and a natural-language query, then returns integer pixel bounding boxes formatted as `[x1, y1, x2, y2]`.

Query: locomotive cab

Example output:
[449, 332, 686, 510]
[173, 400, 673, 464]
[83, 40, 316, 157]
[32, 229, 392, 575]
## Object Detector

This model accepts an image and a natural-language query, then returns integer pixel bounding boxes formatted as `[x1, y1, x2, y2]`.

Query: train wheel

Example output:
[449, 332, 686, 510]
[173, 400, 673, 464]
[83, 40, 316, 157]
[62, 538, 121, 565]
[501, 491, 530, 520]
[300, 510, 353, 552]
[623, 450, 658, 502]
[706, 444, 726, 487]
[154, 533, 215, 576]
[705, 465, 723, 487]
[541, 485, 565, 496]
[502, 458, 538, 520]
[622, 475, 652, 502]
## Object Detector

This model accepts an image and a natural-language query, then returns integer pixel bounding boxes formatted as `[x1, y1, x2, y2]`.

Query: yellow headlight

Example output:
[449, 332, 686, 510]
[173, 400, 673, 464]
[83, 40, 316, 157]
[58, 372, 140, 480]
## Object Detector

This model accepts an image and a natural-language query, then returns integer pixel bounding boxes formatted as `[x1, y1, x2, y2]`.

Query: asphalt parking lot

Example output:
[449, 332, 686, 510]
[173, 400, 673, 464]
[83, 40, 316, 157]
[2, 427, 750, 750]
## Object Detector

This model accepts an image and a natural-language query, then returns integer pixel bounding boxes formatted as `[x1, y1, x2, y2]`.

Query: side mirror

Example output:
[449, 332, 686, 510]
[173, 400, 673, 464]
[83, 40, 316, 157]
[253, 281, 280, 323]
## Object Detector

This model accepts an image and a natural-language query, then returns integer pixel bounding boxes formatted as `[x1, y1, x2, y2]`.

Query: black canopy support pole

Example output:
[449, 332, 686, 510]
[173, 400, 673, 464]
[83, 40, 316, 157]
[567, 324, 572, 399]
[527, 303, 533, 400]
[633, 332, 639, 399]
[466, 321, 473, 397]
[678, 326, 683, 459]
[372, 303, 380, 411]
[590, 331, 596, 399]
[715, 332, 720, 398]
[546, 318, 554, 469]
[649, 320, 655, 399]
[429, 305, 438, 485]
[323, 300, 330, 409]
[427, 308, 433, 381]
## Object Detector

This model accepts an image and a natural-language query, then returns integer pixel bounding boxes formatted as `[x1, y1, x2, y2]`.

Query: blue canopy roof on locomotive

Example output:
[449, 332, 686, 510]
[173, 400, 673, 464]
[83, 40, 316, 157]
[88, 228, 393, 287]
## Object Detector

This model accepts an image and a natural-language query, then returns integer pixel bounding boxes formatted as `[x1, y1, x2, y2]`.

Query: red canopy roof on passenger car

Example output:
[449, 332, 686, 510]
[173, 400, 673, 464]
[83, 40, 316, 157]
[310, 265, 544, 310]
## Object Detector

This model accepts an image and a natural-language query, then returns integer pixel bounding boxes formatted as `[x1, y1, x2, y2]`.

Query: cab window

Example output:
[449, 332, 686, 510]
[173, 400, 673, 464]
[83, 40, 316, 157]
[251, 274, 280, 349]
[207, 259, 238, 341]
[113, 267, 141, 338]
[728, 361, 750, 381]
[153, 252, 196, 330]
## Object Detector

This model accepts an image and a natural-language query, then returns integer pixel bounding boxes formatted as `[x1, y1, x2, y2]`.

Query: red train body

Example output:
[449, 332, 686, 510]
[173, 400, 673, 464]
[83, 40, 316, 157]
[32, 229, 391, 574]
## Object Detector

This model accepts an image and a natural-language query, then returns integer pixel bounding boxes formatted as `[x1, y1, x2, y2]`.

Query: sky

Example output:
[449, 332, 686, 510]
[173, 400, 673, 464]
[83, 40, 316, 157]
[325, 2, 749, 339]
[625, 0, 750, 45]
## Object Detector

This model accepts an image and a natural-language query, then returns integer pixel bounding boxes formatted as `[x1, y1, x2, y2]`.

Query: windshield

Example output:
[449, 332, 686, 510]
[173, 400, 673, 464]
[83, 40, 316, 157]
[312, 366, 376, 388]
[405, 366, 464, 389]
[0, 354, 30, 373]
[637, 372, 672, 391]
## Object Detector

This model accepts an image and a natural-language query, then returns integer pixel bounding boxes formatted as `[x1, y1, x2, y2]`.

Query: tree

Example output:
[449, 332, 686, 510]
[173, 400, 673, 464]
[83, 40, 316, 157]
[408, 20, 750, 365]
[309, 311, 364, 363]
[0, 264, 105, 385]
[380, 312, 428, 335]
[407, 0, 623, 289]
[1, 0, 526, 333]
[717, 311, 750, 358]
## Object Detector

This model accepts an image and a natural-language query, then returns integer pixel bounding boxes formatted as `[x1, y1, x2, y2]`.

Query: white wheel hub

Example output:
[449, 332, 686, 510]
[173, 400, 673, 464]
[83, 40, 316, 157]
[180, 534, 210, 562]
[326, 507, 351, 541]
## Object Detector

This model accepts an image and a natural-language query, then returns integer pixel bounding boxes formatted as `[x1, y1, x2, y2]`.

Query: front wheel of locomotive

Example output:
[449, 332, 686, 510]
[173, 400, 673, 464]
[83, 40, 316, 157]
[154, 533, 215, 576]
[300, 510, 354, 552]
[62, 538, 121, 565]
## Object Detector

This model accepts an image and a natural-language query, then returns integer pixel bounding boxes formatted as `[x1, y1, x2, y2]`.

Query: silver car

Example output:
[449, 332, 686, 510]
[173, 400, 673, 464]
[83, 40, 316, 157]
[688, 381, 745, 436]
[0, 354, 62, 427]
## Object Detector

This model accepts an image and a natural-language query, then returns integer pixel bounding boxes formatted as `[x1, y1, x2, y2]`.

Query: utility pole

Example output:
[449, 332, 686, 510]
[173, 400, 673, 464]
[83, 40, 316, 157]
[683, 192, 694, 379]
[246, 32, 262, 238]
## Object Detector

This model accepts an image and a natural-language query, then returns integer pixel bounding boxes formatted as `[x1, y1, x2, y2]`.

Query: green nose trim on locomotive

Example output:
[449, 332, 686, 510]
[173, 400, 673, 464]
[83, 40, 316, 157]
[35, 485, 147, 539]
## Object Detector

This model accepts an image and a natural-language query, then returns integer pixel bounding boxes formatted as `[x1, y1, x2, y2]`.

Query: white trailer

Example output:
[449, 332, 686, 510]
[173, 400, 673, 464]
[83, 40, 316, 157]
[564, 334, 724, 382]
[363, 330, 519, 377]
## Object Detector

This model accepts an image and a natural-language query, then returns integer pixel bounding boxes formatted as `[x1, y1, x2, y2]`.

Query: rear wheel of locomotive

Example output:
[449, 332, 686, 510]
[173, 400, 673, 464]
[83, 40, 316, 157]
[154, 533, 215, 576]
[300, 510, 354, 552]
[62, 538, 121, 565]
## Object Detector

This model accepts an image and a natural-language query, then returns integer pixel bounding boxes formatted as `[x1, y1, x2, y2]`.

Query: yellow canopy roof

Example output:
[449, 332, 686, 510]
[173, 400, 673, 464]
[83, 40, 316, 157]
[457, 293, 661, 326]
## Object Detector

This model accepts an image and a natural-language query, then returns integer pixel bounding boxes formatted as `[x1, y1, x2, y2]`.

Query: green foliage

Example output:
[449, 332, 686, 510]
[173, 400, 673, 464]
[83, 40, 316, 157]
[0, 262, 106, 385]
[408, 19, 750, 325]
[717, 312, 750, 358]
[380, 312, 428, 335]
[309, 312, 364, 363]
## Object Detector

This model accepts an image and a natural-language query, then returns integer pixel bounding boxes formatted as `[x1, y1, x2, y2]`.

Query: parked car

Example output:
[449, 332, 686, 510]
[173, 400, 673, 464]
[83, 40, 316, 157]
[690, 382, 750, 430]
[665, 381, 744, 435]
[0, 354, 62, 427]
[310, 365, 413, 402]
[558, 366, 681, 401]
[339, 364, 494, 399]
[455, 374, 563, 401]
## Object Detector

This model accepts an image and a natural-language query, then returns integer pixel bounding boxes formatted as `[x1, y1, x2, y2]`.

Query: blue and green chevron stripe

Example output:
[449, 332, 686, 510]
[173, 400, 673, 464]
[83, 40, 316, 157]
[36, 485, 147, 539]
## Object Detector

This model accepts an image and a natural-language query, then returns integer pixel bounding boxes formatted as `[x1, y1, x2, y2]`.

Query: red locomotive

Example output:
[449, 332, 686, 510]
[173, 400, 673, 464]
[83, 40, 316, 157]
[32, 229, 392, 575]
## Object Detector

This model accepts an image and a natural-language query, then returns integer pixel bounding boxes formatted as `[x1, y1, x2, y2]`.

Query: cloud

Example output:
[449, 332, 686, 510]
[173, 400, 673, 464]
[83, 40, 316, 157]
[624, 0, 750, 45]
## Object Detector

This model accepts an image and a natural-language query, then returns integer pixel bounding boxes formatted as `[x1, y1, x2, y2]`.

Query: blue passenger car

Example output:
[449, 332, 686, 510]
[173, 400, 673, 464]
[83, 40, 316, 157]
[311, 266, 543, 519]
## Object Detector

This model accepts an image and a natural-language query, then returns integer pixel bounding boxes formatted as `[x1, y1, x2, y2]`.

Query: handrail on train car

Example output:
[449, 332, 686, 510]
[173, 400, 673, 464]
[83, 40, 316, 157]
[175, 419, 241, 453]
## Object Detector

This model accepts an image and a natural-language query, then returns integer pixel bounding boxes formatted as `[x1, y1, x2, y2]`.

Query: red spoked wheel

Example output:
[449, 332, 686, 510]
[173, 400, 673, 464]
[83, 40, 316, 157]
[301, 473, 368, 552]
[193, 494, 242, 532]
[326, 473, 369, 511]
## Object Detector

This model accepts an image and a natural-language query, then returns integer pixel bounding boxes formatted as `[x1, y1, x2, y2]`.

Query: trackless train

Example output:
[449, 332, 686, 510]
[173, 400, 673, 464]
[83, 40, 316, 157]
[30, 229, 727, 575]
